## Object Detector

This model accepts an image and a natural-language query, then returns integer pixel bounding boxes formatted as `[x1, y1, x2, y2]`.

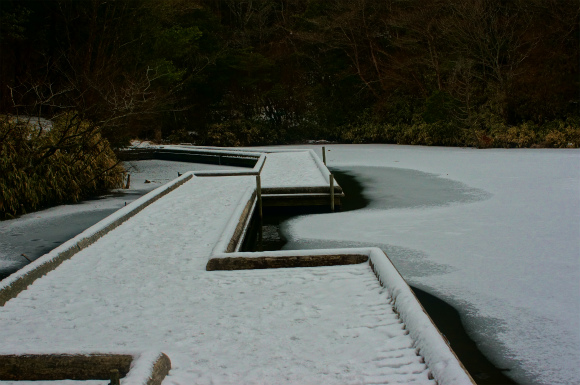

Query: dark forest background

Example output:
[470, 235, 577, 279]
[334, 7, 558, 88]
[2, 0, 579, 148]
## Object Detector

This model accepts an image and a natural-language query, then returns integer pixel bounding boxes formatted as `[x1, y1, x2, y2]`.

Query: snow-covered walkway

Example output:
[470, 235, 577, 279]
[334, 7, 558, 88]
[261, 151, 329, 188]
[0, 150, 471, 384]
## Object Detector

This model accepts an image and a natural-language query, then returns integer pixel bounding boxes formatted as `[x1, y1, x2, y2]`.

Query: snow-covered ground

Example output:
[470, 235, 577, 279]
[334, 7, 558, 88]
[0, 160, 243, 277]
[275, 144, 580, 385]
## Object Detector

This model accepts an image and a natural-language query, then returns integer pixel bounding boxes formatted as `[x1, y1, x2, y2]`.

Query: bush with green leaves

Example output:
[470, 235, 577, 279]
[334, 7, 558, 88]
[0, 114, 125, 219]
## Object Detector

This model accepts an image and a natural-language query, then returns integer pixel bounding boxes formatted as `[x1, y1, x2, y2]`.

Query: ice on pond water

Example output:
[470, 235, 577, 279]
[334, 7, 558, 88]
[339, 166, 491, 210]
[280, 144, 580, 385]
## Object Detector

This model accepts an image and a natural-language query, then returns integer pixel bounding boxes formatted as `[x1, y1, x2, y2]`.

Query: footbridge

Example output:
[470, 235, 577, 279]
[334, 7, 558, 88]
[0, 147, 474, 385]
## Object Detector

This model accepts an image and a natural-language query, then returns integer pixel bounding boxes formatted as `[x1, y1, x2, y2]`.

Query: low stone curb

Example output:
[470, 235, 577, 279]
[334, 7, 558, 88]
[206, 254, 368, 270]
[0, 352, 171, 385]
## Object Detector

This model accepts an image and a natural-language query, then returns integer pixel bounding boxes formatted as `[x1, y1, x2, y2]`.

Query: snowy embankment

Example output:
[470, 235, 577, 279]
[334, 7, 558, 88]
[278, 144, 580, 385]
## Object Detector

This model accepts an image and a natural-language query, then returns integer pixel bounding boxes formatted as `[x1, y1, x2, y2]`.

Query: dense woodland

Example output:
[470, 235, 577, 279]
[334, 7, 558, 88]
[1, 0, 579, 216]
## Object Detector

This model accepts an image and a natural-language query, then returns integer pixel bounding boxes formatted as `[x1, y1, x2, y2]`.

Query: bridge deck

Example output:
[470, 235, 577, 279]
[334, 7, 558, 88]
[261, 151, 328, 188]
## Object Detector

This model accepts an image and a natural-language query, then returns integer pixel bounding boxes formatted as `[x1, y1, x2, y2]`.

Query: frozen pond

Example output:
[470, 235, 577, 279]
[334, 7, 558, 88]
[279, 144, 579, 385]
[332, 166, 490, 210]
[0, 160, 244, 279]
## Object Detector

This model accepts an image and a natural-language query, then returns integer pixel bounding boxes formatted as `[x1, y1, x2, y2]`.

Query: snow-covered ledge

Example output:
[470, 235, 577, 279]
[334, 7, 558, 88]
[369, 248, 475, 385]
[308, 148, 332, 183]
[211, 185, 257, 254]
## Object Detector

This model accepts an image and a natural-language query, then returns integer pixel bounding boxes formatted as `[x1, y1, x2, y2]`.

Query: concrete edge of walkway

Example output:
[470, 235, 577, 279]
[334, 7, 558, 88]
[0, 173, 195, 307]
[368, 248, 476, 385]
[0, 351, 170, 385]
[194, 153, 266, 177]
[212, 184, 257, 255]
[307, 148, 332, 184]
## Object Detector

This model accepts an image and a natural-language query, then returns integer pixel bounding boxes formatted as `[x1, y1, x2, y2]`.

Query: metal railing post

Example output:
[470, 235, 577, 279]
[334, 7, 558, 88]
[256, 174, 263, 220]
[330, 173, 335, 212]
[256, 174, 263, 249]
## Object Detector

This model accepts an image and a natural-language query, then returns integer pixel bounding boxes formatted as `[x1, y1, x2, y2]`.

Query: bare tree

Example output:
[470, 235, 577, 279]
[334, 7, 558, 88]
[441, 0, 538, 117]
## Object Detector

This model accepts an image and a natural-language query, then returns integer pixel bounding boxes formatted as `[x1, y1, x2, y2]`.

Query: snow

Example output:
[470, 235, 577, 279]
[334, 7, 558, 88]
[122, 351, 169, 385]
[368, 248, 470, 385]
[0, 160, 244, 275]
[130, 139, 155, 148]
[0, 174, 445, 384]
[260, 151, 329, 187]
[9, 115, 54, 132]
[123, 159, 244, 190]
[276, 144, 580, 385]
[210, 246, 473, 384]
[212, 183, 255, 254]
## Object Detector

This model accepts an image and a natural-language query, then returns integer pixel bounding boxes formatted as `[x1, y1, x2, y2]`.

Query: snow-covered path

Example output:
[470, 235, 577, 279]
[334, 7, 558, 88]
[0, 160, 244, 277]
[0, 155, 458, 384]
[261, 151, 328, 187]
[279, 144, 580, 385]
